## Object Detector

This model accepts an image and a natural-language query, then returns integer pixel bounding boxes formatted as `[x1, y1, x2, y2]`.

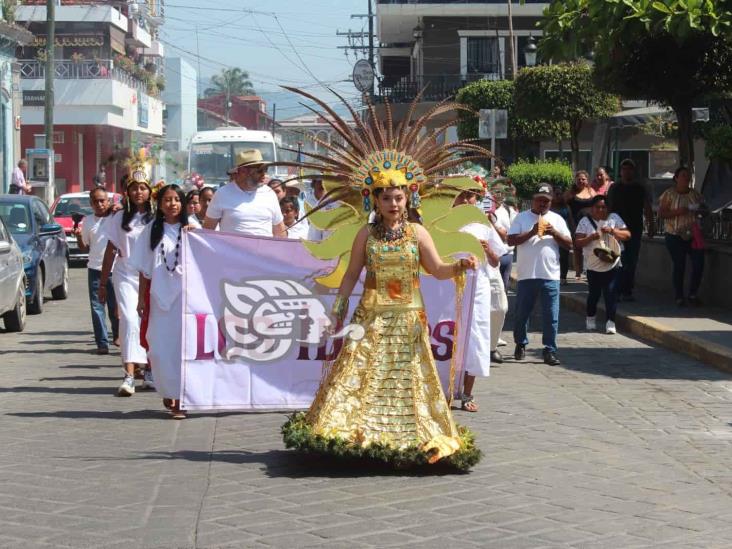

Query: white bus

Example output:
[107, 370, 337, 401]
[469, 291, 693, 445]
[187, 128, 279, 188]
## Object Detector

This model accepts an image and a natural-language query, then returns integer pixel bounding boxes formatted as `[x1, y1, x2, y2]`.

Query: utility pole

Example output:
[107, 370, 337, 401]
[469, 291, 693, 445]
[271, 103, 276, 136]
[338, 1, 377, 95]
[367, 0, 374, 96]
[44, 0, 55, 203]
[506, 0, 517, 80]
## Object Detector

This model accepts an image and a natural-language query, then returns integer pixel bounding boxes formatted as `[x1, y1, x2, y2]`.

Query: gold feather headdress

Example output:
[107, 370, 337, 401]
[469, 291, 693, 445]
[271, 87, 494, 287]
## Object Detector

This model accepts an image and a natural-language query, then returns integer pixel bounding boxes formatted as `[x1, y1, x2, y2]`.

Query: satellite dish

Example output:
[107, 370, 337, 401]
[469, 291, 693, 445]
[352, 59, 374, 93]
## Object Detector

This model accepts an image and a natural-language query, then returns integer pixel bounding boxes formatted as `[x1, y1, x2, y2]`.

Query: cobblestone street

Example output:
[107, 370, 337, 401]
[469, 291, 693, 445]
[2, 267, 732, 549]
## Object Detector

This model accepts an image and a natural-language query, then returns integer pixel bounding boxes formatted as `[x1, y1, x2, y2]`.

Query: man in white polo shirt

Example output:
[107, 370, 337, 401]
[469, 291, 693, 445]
[74, 187, 119, 354]
[203, 150, 287, 237]
[508, 182, 572, 366]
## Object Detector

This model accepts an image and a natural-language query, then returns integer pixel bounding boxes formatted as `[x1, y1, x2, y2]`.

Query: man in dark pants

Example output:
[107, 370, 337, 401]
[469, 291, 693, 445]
[607, 159, 654, 301]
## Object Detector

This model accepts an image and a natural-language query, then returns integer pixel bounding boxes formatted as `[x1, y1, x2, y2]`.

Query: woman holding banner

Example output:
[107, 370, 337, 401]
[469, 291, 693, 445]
[277, 88, 493, 470]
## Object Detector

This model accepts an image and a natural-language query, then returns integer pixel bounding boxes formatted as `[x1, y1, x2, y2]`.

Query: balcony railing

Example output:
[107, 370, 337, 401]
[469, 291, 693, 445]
[19, 59, 152, 95]
[375, 72, 501, 103]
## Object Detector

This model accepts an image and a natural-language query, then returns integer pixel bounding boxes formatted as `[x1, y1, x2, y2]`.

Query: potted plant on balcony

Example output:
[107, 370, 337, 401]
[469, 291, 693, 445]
[70, 52, 85, 64]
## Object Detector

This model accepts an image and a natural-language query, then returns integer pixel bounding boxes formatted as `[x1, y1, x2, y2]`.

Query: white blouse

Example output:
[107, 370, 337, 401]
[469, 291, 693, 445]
[131, 222, 183, 311]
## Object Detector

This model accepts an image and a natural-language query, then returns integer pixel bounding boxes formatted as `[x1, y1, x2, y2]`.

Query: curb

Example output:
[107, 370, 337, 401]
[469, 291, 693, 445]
[509, 275, 732, 374]
[560, 290, 732, 374]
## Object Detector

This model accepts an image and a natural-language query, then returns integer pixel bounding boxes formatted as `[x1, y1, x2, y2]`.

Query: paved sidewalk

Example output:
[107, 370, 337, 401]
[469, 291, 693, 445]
[1, 268, 732, 548]
[557, 279, 732, 372]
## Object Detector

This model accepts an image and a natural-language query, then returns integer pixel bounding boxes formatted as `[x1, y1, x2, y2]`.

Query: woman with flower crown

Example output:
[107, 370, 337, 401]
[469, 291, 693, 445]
[278, 88, 494, 470]
[99, 166, 154, 397]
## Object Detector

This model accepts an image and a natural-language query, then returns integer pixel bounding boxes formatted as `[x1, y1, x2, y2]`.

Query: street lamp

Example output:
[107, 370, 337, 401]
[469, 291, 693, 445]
[524, 36, 537, 67]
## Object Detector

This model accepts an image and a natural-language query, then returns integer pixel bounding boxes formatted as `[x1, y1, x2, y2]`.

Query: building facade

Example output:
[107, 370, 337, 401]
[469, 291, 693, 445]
[376, 1, 546, 108]
[15, 0, 165, 195]
[197, 95, 272, 132]
[162, 56, 196, 152]
[0, 14, 33, 193]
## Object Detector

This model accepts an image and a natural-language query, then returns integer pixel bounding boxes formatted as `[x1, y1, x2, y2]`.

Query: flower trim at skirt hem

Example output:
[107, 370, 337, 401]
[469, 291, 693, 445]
[282, 412, 482, 472]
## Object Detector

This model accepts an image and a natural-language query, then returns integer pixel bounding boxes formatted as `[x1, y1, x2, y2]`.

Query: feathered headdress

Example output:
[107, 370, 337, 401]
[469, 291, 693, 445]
[124, 147, 152, 189]
[271, 87, 494, 287]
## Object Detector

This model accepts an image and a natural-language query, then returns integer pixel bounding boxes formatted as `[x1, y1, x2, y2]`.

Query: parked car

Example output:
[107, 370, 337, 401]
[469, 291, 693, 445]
[0, 195, 69, 314]
[0, 217, 25, 331]
[50, 191, 122, 262]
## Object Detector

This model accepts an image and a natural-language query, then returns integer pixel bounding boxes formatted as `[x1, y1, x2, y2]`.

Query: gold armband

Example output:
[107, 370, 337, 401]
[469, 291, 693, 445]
[331, 295, 348, 321]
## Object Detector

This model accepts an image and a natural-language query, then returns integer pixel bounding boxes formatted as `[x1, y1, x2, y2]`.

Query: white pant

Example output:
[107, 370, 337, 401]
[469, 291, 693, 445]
[490, 276, 508, 352]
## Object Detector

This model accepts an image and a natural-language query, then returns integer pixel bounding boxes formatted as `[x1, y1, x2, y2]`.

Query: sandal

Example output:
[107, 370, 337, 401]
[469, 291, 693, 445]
[461, 394, 479, 412]
[170, 400, 187, 420]
[163, 398, 173, 410]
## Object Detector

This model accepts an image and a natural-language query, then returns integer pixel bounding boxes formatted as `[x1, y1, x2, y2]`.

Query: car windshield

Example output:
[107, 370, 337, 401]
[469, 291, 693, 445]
[53, 196, 93, 217]
[190, 141, 276, 184]
[0, 203, 32, 235]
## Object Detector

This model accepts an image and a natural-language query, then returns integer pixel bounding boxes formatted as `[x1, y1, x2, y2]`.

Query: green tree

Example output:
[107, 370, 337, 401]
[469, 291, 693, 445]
[513, 62, 619, 171]
[539, 0, 732, 172]
[204, 68, 256, 124]
[455, 79, 569, 161]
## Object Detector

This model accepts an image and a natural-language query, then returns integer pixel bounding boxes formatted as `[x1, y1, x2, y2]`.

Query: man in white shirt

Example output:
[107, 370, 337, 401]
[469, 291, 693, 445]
[74, 188, 119, 354]
[10, 159, 31, 195]
[203, 150, 287, 237]
[508, 183, 572, 366]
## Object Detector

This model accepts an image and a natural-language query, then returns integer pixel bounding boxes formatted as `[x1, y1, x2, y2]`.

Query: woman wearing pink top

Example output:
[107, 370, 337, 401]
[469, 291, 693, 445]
[592, 167, 614, 195]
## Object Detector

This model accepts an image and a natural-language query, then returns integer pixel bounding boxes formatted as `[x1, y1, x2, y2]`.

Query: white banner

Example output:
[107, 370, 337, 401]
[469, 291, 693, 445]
[181, 230, 475, 411]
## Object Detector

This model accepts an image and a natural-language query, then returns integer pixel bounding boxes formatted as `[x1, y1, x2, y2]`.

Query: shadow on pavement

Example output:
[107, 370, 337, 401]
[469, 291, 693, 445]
[521, 345, 731, 381]
[39, 375, 119, 382]
[127, 449, 463, 478]
[0, 385, 119, 395]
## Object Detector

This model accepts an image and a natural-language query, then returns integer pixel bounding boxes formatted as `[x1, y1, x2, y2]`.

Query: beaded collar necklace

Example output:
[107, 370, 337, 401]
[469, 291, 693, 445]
[161, 225, 182, 272]
[373, 220, 407, 242]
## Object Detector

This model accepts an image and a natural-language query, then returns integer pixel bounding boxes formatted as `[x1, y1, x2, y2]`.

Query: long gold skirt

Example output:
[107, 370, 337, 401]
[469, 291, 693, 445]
[305, 289, 462, 462]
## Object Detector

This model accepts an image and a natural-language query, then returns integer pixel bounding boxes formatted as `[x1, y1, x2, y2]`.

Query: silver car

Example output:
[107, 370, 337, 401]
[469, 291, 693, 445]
[0, 216, 26, 332]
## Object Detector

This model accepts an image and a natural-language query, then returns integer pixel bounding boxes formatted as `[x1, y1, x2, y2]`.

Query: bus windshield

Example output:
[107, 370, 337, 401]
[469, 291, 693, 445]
[190, 142, 276, 185]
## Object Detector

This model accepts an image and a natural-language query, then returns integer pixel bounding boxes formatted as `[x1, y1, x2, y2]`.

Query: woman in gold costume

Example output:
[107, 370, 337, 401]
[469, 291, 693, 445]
[275, 87, 493, 469]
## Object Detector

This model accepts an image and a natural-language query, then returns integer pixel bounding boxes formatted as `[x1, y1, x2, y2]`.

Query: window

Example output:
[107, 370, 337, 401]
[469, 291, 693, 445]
[467, 37, 500, 75]
[32, 200, 51, 228]
[0, 204, 31, 235]
[0, 219, 9, 242]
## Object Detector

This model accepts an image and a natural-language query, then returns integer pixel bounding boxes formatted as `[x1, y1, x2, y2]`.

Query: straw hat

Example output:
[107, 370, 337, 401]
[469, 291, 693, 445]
[227, 149, 272, 175]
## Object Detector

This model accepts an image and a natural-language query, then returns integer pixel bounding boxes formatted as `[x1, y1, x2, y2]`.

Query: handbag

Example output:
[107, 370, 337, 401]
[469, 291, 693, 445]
[691, 222, 706, 251]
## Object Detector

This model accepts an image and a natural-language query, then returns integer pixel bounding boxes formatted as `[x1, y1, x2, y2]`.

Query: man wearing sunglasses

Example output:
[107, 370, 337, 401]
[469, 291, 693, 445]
[203, 149, 287, 238]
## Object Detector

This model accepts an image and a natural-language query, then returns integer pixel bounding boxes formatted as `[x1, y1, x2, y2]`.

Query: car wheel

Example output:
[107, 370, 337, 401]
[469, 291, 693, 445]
[28, 269, 44, 315]
[52, 261, 69, 300]
[3, 286, 26, 332]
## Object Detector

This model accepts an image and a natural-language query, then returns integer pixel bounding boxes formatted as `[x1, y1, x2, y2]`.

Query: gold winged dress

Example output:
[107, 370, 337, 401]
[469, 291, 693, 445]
[271, 88, 491, 470]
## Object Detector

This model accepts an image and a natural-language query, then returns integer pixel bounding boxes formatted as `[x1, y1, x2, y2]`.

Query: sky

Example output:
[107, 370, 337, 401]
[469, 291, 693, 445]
[161, 0, 369, 120]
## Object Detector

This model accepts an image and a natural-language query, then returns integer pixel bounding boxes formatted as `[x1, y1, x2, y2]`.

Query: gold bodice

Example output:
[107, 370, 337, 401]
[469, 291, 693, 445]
[364, 222, 423, 311]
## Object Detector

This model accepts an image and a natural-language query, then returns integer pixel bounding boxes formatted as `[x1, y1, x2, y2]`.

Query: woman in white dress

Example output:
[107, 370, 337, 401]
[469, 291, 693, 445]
[133, 184, 191, 419]
[99, 170, 154, 397]
[455, 188, 508, 412]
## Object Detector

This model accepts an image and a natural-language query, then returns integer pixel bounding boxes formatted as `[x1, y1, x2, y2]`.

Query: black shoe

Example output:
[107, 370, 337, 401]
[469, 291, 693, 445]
[688, 295, 701, 307]
[543, 350, 561, 366]
[622, 294, 636, 302]
[514, 344, 526, 361]
[676, 298, 686, 307]
[490, 350, 504, 364]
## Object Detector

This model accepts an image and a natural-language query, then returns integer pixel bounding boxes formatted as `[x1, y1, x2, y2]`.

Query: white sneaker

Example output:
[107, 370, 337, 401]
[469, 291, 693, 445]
[606, 320, 617, 334]
[586, 316, 597, 331]
[117, 375, 135, 397]
[497, 338, 508, 347]
[141, 369, 155, 391]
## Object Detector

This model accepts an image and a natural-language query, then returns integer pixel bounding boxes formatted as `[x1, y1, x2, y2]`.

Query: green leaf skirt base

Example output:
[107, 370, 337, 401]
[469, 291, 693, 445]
[281, 412, 482, 472]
